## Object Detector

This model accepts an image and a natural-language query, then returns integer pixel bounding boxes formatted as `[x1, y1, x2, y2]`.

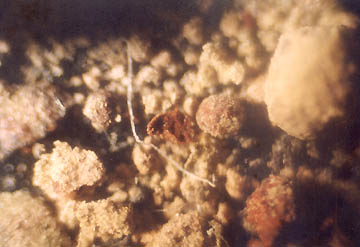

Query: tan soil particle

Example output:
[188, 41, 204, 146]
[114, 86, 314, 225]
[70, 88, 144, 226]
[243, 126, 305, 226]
[33, 141, 105, 200]
[76, 199, 134, 247]
[0, 83, 66, 161]
[1, 1, 360, 247]
[83, 90, 112, 132]
[145, 211, 222, 247]
[0, 190, 72, 247]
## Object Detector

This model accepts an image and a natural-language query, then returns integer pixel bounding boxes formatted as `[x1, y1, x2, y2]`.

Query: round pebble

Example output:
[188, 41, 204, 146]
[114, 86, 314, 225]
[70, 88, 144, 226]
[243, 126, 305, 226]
[196, 94, 245, 138]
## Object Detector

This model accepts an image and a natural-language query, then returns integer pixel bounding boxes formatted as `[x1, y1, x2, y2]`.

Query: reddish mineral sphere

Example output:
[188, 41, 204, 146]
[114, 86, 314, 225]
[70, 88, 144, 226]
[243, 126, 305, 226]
[196, 94, 245, 138]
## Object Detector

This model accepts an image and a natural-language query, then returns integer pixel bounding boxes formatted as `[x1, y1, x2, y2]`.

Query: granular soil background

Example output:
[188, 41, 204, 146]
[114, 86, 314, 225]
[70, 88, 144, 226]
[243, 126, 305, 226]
[1, 1, 360, 247]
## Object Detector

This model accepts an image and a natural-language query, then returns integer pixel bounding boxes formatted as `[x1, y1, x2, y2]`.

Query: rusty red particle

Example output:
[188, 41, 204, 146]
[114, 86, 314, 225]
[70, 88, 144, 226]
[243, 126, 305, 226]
[147, 108, 195, 144]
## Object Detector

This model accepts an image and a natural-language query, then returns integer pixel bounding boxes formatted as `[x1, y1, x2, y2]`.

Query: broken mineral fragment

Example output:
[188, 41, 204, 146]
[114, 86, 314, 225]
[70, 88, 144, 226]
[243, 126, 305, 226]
[83, 90, 112, 132]
[147, 108, 195, 144]
[33, 141, 105, 200]
[264, 26, 357, 140]
[0, 190, 72, 247]
[0, 83, 66, 161]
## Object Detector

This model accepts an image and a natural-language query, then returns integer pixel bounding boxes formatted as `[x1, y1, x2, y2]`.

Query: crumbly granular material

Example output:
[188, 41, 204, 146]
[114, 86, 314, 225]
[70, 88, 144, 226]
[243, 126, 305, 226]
[1, 1, 359, 247]
[145, 211, 222, 247]
[0, 190, 72, 247]
[76, 199, 134, 247]
[198, 42, 245, 86]
[0, 83, 66, 161]
[33, 141, 105, 200]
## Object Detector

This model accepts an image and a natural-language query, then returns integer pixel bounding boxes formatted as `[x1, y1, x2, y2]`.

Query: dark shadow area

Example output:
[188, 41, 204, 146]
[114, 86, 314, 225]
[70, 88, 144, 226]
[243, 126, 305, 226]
[266, 134, 310, 174]
[0, 41, 29, 85]
[340, 0, 360, 16]
[223, 216, 250, 247]
[314, 25, 360, 167]
[275, 182, 360, 246]
[0, 0, 199, 40]
[0, 0, 229, 86]
[46, 105, 109, 151]
[240, 101, 280, 160]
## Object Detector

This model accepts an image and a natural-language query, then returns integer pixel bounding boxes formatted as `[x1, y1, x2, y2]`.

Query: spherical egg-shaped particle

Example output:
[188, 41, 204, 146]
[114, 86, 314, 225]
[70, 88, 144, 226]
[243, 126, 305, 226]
[196, 94, 245, 138]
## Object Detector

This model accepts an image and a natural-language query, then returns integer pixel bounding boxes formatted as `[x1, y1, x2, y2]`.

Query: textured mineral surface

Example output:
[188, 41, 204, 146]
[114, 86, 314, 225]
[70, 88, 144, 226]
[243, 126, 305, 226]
[1, 1, 360, 247]
[0, 83, 66, 160]
[264, 25, 356, 140]
[33, 141, 105, 200]
[0, 190, 72, 247]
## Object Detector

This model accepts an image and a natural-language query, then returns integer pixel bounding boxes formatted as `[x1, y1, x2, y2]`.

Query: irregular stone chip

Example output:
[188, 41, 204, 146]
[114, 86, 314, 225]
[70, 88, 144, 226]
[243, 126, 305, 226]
[147, 108, 195, 144]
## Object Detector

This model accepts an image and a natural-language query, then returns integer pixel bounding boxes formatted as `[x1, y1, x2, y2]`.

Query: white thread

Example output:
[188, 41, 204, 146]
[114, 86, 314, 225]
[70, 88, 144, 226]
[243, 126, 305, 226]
[125, 41, 215, 188]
